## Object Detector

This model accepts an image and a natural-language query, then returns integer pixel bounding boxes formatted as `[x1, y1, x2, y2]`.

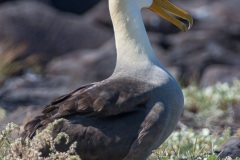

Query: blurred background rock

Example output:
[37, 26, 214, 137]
[0, 0, 239, 143]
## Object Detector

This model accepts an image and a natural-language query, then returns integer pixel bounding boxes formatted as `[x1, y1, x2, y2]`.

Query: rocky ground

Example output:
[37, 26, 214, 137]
[0, 0, 239, 158]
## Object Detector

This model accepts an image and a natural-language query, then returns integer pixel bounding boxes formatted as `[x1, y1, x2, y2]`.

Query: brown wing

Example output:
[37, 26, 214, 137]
[21, 79, 151, 139]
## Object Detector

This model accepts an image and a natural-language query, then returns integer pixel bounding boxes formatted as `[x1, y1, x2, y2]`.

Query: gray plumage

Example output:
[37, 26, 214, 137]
[22, 77, 183, 160]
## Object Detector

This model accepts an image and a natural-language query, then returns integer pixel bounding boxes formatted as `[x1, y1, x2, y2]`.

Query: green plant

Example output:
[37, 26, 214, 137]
[183, 80, 240, 128]
[148, 128, 231, 159]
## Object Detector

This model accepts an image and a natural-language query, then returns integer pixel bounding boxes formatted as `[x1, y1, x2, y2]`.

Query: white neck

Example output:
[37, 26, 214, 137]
[109, 0, 166, 77]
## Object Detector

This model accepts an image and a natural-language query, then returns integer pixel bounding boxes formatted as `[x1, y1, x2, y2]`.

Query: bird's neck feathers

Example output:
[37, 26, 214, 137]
[109, 0, 166, 78]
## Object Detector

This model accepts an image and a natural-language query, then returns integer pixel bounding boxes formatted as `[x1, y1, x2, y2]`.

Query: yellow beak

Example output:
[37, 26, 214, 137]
[148, 0, 193, 31]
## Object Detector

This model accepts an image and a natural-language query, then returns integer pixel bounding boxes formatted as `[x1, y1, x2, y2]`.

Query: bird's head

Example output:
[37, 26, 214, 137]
[138, 0, 193, 31]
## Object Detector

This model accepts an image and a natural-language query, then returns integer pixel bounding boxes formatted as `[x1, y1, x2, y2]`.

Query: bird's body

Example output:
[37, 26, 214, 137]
[22, 0, 192, 159]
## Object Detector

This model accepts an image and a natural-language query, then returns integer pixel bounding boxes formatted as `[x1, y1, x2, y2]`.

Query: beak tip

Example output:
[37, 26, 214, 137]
[185, 14, 193, 30]
[180, 18, 193, 32]
[188, 17, 194, 30]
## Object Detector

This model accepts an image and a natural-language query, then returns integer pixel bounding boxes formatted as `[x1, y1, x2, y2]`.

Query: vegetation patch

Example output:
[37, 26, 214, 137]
[183, 80, 240, 129]
[0, 120, 80, 160]
[148, 128, 231, 160]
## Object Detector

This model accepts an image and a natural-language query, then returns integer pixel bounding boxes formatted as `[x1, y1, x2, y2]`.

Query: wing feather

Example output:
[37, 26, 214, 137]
[22, 79, 151, 139]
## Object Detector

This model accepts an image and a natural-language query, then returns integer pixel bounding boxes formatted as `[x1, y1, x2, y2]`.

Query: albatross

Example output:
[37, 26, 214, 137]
[21, 0, 192, 159]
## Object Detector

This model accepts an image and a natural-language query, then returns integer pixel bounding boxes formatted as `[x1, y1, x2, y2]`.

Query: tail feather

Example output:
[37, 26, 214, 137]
[21, 114, 52, 141]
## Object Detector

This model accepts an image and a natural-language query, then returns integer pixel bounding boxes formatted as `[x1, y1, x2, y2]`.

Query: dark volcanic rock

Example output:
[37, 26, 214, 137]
[215, 137, 240, 159]
[1, 0, 101, 14]
[38, 0, 101, 14]
[163, 0, 240, 85]
[0, 72, 79, 110]
[0, 1, 112, 78]
[46, 38, 116, 83]
[0, 0, 15, 4]
[200, 65, 240, 87]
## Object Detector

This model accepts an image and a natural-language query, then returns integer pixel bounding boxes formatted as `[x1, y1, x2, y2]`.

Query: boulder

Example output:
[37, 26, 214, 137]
[200, 65, 240, 87]
[46, 38, 116, 83]
[215, 137, 240, 159]
[0, 1, 112, 78]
